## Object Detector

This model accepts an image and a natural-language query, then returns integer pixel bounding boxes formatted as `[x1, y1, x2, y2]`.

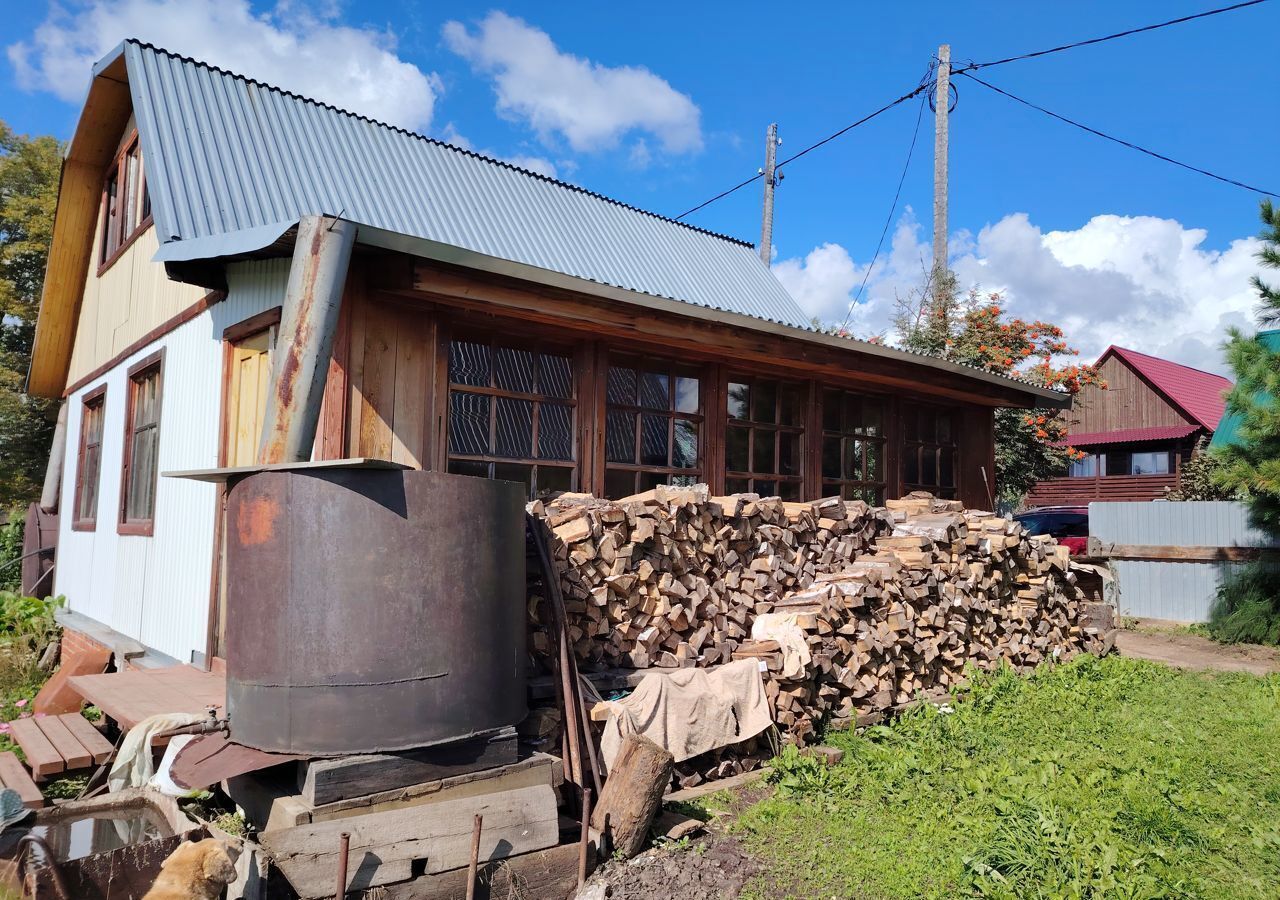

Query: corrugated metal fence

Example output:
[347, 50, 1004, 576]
[1089, 501, 1275, 622]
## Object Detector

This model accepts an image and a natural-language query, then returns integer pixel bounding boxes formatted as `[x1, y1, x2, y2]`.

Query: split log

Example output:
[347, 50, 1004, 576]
[590, 734, 674, 859]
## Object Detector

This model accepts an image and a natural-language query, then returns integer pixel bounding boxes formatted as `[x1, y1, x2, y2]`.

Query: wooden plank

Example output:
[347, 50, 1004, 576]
[0, 751, 43, 809]
[58, 713, 115, 765]
[69, 666, 225, 731]
[300, 727, 517, 806]
[33, 715, 91, 770]
[1087, 541, 1268, 562]
[7, 718, 63, 777]
[356, 300, 397, 459]
[390, 304, 428, 467]
[260, 782, 560, 899]
[372, 841, 586, 900]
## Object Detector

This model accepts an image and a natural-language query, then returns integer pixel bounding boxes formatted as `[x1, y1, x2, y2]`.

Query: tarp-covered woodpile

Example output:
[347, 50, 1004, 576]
[528, 486, 1105, 754]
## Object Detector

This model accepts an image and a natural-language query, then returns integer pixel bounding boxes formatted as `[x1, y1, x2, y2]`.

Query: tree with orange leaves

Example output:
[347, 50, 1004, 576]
[893, 274, 1103, 507]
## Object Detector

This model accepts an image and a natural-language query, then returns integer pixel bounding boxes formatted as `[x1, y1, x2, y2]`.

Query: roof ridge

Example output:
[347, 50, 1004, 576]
[122, 39, 755, 250]
[1107, 345, 1232, 382]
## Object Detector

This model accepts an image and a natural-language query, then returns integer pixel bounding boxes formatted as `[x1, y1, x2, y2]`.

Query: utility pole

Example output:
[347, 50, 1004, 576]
[759, 123, 780, 264]
[932, 44, 951, 292]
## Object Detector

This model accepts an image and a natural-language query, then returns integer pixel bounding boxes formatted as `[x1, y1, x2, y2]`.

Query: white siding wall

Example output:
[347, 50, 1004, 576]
[55, 259, 290, 661]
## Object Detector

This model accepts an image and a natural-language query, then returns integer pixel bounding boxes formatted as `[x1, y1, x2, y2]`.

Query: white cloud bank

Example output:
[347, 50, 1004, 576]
[774, 211, 1264, 376]
[443, 11, 702, 157]
[8, 0, 441, 131]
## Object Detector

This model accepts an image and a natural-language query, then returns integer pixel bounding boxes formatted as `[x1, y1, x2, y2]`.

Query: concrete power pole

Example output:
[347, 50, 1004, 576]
[932, 44, 951, 292]
[759, 123, 780, 264]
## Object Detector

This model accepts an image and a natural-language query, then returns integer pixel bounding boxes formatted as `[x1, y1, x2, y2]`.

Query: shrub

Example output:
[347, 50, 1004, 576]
[1207, 560, 1280, 645]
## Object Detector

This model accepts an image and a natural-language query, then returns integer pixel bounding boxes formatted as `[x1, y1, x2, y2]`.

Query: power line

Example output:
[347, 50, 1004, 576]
[956, 70, 1277, 197]
[839, 93, 928, 332]
[673, 81, 932, 221]
[952, 0, 1270, 74]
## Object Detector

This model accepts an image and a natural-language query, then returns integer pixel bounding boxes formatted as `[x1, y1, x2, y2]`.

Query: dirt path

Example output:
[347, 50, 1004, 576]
[1115, 621, 1280, 675]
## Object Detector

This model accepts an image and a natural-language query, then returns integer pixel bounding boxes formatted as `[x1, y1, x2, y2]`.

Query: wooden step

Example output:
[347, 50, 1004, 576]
[35, 716, 91, 770]
[58, 714, 114, 765]
[7, 718, 62, 779]
[0, 751, 43, 809]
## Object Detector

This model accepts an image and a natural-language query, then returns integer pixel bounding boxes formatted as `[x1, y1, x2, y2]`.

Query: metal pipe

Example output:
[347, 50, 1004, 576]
[465, 814, 483, 900]
[18, 833, 70, 899]
[258, 214, 356, 464]
[577, 788, 593, 888]
[40, 402, 68, 513]
[335, 831, 350, 899]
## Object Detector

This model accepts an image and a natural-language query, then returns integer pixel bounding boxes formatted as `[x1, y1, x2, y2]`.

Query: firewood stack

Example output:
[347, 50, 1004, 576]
[528, 487, 1104, 751]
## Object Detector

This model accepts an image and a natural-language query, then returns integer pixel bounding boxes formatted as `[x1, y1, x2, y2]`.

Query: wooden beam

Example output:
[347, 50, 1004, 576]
[1087, 539, 1272, 562]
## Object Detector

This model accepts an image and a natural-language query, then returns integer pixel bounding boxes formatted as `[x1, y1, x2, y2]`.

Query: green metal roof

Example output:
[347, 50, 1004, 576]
[1208, 329, 1280, 450]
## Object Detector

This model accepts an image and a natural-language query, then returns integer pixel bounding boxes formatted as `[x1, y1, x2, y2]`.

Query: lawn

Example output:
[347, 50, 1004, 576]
[730, 655, 1280, 899]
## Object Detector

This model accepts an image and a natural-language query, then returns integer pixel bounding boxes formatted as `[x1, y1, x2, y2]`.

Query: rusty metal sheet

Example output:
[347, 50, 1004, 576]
[225, 468, 527, 755]
[170, 732, 303, 789]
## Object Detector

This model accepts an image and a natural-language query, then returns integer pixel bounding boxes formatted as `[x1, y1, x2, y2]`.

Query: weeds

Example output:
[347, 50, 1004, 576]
[736, 656, 1280, 898]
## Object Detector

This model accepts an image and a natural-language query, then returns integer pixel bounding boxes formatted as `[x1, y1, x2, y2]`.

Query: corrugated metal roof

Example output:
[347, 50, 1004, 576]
[1058, 424, 1201, 447]
[1103, 346, 1233, 431]
[120, 40, 811, 329]
[1209, 329, 1280, 450]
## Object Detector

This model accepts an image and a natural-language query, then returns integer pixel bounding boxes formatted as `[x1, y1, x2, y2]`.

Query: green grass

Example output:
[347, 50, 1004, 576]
[734, 656, 1280, 899]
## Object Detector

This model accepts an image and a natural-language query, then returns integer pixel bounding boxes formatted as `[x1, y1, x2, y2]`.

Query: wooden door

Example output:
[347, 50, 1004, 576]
[224, 329, 273, 466]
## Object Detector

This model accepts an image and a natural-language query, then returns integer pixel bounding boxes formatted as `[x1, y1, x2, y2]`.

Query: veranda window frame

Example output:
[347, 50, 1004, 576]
[72, 385, 108, 532]
[119, 350, 165, 536]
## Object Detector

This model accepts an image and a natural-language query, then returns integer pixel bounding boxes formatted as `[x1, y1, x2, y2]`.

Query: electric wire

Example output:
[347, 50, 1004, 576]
[838, 93, 928, 332]
[956, 70, 1277, 197]
[952, 0, 1269, 74]
[673, 80, 932, 220]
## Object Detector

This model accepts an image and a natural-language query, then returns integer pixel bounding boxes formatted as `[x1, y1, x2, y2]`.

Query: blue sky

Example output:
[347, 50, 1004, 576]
[2, 1, 1275, 373]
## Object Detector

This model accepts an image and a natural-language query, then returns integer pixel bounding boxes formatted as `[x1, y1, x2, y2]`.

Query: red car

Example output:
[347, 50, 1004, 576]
[1013, 506, 1089, 555]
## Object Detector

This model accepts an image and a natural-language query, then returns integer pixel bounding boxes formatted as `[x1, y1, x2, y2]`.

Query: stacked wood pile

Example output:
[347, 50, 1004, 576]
[528, 484, 887, 670]
[528, 487, 1104, 754]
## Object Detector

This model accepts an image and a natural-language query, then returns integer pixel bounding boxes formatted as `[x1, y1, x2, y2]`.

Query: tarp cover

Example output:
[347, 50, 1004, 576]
[599, 659, 772, 769]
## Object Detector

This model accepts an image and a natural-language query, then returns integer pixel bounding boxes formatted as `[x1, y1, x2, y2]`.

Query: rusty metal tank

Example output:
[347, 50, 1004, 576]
[224, 467, 526, 755]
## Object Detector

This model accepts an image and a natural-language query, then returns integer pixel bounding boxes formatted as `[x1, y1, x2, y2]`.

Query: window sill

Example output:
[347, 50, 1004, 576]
[117, 520, 155, 537]
[96, 217, 154, 278]
[70, 519, 96, 532]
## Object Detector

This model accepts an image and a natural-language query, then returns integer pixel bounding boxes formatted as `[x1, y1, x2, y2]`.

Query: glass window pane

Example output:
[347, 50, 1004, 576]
[448, 459, 489, 479]
[920, 447, 938, 486]
[844, 439, 864, 481]
[538, 402, 573, 460]
[822, 436, 842, 479]
[940, 448, 955, 487]
[495, 397, 533, 458]
[494, 347, 534, 393]
[754, 479, 778, 497]
[639, 471, 670, 493]
[449, 341, 491, 387]
[727, 383, 750, 421]
[866, 441, 883, 481]
[752, 380, 777, 424]
[605, 410, 636, 464]
[904, 409, 920, 442]
[824, 481, 841, 498]
[843, 393, 861, 433]
[904, 446, 920, 484]
[822, 389, 841, 432]
[536, 465, 573, 498]
[640, 414, 669, 466]
[779, 481, 801, 501]
[674, 376, 700, 414]
[493, 462, 532, 497]
[780, 383, 804, 427]
[725, 425, 750, 472]
[607, 367, 637, 406]
[604, 469, 636, 499]
[539, 353, 572, 398]
[640, 371, 669, 409]
[448, 392, 490, 455]
[936, 413, 952, 444]
[753, 428, 776, 474]
[673, 420, 699, 469]
[726, 478, 750, 494]
[779, 431, 801, 477]
[862, 401, 883, 436]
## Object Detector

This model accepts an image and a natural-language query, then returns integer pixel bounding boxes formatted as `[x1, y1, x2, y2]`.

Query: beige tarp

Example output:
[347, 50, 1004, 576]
[599, 659, 773, 769]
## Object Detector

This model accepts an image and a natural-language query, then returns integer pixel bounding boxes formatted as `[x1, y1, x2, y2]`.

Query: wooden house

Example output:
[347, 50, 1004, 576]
[27, 41, 1065, 669]
[1026, 345, 1231, 506]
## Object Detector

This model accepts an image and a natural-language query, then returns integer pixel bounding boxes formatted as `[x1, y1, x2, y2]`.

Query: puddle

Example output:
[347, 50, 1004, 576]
[25, 809, 172, 862]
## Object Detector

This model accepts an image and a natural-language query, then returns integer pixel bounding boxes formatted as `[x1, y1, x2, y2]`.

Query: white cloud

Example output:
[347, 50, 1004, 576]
[774, 211, 1265, 376]
[8, 0, 442, 131]
[442, 11, 702, 156]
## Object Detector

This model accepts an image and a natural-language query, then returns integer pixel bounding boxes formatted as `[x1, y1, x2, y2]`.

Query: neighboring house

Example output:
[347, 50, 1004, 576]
[26, 41, 1065, 669]
[1026, 345, 1232, 506]
[1208, 329, 1280, 452]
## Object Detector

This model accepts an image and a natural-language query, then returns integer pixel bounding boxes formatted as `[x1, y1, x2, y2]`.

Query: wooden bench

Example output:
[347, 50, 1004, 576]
[0, 751, 43, 809]
[7, 714, 115, 781]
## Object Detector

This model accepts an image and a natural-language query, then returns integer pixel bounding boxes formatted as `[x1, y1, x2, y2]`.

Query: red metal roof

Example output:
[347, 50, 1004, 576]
[1057, 424, 1201, 447]
[1104, 346, 1233, 430]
